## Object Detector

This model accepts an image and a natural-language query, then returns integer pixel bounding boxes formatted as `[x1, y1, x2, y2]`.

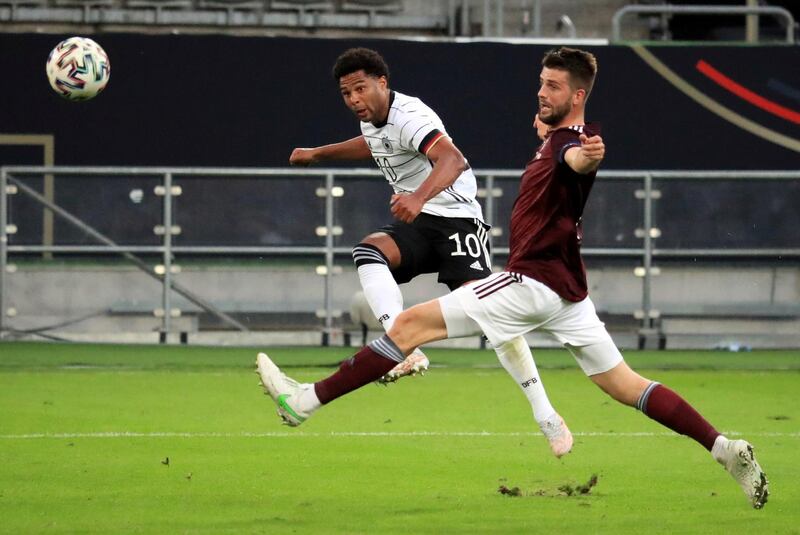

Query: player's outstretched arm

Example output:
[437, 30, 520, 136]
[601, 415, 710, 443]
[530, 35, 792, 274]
[289, 136, 372, 166]
[564, 134, 605, 174]
[390, 136, 466, 223]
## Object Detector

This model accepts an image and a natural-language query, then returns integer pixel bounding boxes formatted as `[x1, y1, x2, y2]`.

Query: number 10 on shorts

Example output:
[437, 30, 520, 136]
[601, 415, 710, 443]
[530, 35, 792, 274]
[449, 232, 483, 257]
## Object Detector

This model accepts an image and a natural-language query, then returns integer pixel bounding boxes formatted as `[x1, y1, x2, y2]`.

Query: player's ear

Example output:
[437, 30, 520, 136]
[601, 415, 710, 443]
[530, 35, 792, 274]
[573, 88, 586, 106]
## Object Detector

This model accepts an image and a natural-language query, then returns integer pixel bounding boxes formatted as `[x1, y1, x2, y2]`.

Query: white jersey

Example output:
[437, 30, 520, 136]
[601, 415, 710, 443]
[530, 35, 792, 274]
[360, 91, 484, 220]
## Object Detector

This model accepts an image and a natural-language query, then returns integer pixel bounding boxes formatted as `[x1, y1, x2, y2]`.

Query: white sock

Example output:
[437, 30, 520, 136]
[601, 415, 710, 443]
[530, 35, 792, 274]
[495, 336, 556, 424]
[357, 263, 403, 332]
[295, 384, 322, 413]
[711, 434, 729, 462]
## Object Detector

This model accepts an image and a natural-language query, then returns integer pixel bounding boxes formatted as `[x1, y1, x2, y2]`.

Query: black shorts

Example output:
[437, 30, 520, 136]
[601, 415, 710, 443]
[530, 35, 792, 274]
[377, 213, 493, 291]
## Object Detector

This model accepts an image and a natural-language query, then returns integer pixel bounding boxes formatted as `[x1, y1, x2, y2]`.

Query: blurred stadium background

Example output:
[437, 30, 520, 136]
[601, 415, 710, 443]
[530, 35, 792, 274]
[0, 0, 798, 350]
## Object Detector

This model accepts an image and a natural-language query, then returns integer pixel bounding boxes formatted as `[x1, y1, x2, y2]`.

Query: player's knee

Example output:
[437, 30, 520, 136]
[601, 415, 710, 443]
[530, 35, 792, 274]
[351, 242, 389, 268]
[387, 307, 427, 351]
[385, 311, 415, 353]
[590, 362, 649, 406]
[388, 302, 447, 353]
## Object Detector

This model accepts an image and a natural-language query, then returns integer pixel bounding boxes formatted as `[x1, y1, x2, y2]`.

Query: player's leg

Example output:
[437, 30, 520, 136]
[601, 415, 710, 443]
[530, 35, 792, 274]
[495, 337, 556, 423]
[352, 230, 430, 382]
[433, 219, 570, 453]
[256, 299, 448, 426]
[563, 327, 722, 449]
[551, 296, 768, 508]
[437, 220, 572, 456]
[494, 336, 572, 457]
[352, 232, 404, 331]
[441, 273, 573, 456]
[583, 349, 768, 508]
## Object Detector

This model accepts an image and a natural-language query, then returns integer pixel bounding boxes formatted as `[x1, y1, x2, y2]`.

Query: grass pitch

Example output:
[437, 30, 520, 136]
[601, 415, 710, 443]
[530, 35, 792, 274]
[1, 342, 798, 534]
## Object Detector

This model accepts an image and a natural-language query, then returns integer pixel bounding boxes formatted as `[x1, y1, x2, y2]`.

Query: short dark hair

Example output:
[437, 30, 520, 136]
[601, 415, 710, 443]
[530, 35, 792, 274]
[332, 47, 390, 81]
[542, 47, 598, 97]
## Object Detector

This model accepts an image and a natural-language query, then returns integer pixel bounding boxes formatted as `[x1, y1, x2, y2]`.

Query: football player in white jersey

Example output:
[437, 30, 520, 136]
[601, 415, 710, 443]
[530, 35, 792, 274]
[288, 48, 571, 456]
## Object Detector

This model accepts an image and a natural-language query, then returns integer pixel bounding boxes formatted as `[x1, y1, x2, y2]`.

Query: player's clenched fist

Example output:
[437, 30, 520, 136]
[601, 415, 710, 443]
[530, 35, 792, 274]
[578, 134, 604, 161]
[289, 148, 318, 166]
[390, 193, 424, 223]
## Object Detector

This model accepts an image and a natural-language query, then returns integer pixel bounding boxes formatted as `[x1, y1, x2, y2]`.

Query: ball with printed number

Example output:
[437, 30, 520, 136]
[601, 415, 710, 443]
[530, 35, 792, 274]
[46, 37, 110, 101]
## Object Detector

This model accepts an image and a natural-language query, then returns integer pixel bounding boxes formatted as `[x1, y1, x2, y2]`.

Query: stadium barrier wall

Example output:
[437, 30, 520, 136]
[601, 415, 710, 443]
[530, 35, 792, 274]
[2, 166, 799, 348]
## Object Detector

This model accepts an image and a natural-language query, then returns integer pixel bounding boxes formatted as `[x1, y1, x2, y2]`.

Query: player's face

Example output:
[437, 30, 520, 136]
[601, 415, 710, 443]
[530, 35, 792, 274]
[537, 67, 578, 126]
[339, 70, 389, 124]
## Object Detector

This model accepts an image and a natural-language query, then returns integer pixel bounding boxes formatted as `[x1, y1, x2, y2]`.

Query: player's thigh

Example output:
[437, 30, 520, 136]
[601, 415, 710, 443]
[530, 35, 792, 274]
[440, 274, 538, 346]
[438, 289, 483, 339]
[562, 338, 624, 378]
[545, 297, 624, 376]
[428, 216, 493, 289]
[374, 220, 435, 283]
[584, 357, 651, 406]
[543, 297, 623, 377]
[360, 232, 402, 268]
[388, 299, 450, 353]
[543, 296, 612, 347]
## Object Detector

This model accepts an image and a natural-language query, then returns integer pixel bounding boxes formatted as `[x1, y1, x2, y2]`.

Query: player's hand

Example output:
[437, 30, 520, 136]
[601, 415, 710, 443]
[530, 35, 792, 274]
[390, 193, 424, 223]
[578, 134, 604, 161]
[533, 114, 550, 141]
[289, 148, 318, 166]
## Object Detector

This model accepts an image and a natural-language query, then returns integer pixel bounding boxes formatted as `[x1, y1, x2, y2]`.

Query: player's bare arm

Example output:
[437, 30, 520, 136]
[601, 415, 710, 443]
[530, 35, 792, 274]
[390, 136, 466, 223]
[564, 133, 604, 174]
[289, 136, 372, 166]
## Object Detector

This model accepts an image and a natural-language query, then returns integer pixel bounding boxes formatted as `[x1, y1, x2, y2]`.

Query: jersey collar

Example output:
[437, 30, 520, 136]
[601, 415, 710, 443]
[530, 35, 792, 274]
[372, 90, 395, 128]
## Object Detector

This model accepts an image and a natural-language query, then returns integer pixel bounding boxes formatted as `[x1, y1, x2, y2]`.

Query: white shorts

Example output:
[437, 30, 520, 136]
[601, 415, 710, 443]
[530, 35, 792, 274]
[439, 272, 622, 375]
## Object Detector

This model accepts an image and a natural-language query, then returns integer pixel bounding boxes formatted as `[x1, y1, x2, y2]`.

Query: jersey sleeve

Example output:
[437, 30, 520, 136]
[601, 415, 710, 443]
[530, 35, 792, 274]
[549, 123, 602, 164]
[395, 106, 444, 155]
[549, 129, 582, 164]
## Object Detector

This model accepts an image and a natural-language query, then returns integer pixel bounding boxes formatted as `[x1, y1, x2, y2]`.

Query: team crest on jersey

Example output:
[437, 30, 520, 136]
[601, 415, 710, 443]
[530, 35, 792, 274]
[381, 135, 394, 154]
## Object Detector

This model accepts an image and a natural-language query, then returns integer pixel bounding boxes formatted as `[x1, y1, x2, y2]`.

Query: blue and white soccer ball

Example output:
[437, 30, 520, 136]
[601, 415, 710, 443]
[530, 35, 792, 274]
[46, 36, 110, 101]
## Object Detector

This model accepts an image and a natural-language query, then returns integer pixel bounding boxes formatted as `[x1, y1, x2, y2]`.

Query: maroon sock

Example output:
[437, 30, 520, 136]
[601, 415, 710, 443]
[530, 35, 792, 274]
[639, 383, 720, 451]
[314, 345, 398, 404]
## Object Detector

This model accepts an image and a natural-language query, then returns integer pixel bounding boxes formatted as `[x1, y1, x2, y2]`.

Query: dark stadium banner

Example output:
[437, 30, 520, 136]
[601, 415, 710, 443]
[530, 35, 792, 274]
[2, 34, 799, 248]
[3, 33, 798, 169]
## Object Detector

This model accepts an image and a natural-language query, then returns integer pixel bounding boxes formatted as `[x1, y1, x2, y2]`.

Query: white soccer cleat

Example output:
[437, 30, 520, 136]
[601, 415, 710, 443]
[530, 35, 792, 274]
[539, 413, 573, 458]
[377, 348, 430, 385]
[712, 437, 769, 509]
[255, 352, 312, 427]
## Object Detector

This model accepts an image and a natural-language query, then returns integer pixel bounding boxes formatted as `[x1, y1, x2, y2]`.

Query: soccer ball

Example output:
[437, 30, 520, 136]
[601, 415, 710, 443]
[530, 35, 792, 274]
[46, 37, 110, 101]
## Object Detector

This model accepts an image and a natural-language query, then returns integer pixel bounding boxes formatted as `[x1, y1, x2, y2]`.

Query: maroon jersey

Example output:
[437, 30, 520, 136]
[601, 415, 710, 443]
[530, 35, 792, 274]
[505, 123, 601, 302]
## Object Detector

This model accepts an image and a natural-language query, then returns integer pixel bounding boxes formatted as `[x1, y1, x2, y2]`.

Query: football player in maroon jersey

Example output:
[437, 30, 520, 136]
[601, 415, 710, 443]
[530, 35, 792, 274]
[259, 47, 768, 509]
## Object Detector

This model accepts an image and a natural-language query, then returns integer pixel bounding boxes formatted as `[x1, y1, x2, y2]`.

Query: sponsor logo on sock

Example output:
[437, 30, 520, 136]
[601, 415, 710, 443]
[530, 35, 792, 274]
[521, 377, 539, 388]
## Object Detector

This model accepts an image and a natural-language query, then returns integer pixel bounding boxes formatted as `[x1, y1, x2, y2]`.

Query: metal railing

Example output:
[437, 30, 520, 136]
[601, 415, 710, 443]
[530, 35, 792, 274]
[2, 166, 799, 344]
[612, 4, 796, 43]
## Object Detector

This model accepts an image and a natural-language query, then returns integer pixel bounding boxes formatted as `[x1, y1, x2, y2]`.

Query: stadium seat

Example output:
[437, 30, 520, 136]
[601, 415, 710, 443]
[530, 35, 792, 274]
[198, 0, 264, 24]
[269, 0, 334, 16]
[0, 0, 47, 21]
[52, 0, 115, 22]
[340, 0, 401, 17]
[126, 0, 193, 24]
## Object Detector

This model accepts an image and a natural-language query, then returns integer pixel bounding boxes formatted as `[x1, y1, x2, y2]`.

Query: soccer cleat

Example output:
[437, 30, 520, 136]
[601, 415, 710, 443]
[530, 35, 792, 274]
[538, 412, 573, 458]
[712, 437, 769, 509]
[255, 352, 312, 427]
[377, 348, 430, 385]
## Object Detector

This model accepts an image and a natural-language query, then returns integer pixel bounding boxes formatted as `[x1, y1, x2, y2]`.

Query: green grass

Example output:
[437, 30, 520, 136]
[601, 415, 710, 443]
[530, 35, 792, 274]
[1, 342, 798, 534]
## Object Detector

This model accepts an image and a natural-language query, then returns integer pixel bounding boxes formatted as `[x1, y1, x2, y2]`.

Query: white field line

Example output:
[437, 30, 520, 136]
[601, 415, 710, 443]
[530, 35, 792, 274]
[0, 431, 798, 440]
